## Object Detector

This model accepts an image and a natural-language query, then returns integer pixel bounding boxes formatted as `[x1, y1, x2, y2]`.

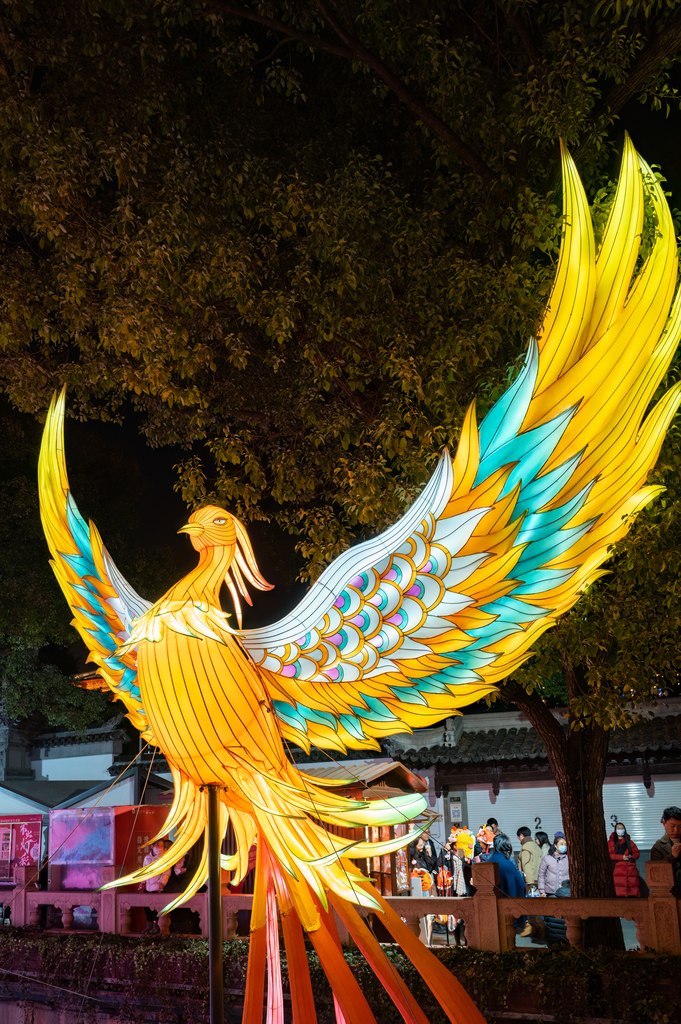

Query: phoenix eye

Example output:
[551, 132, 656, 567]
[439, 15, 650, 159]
[213, 517, 226, 524]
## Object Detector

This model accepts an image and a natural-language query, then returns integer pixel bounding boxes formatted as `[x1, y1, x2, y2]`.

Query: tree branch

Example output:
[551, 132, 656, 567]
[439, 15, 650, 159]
[315, 0, 495, 183]
[591, 6, 681, 122]
[202, 0, 496, 183]
[204, 0, 354, 59]
[493, 1, 540, 66]
[497, 679, 566, 748]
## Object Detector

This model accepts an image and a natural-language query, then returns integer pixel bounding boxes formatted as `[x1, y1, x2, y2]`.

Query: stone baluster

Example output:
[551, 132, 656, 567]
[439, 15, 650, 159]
[633, 913, 648, 952]
[60, 904, 74, 930]
[158, 912, 171, 935]
[564, 915, 583, 948]
[223, 910, 238, 940]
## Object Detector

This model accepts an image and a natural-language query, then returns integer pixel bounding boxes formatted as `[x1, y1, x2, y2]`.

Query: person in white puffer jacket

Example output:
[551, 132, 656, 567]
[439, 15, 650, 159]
[538, 832, 570, 896]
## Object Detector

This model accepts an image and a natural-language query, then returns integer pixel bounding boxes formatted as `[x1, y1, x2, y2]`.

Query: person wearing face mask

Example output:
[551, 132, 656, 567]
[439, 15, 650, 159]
[651, 805, 681, 897]
[608, 822, 641, 897]
[537, 832, 569, 896]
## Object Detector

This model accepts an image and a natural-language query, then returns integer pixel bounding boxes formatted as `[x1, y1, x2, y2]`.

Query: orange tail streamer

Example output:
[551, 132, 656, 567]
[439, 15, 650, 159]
[362, 884, 486, 1024]
[334, 996, 349, 1024]
[266, 885, 284, 1024]
[307, 900, 377, 1024]
[242, 843, 269, 1024]
[279, 902, 318, 1024]
[319, 901, 353, 1024]
[328, 892, 431, 1024]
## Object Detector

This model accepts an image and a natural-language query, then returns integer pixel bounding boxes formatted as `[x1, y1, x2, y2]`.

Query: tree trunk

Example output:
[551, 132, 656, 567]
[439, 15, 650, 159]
[500, 678, 624, 949]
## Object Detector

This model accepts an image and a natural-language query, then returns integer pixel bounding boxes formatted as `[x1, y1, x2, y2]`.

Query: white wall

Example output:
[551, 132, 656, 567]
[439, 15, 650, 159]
[31, 753, 114, 782]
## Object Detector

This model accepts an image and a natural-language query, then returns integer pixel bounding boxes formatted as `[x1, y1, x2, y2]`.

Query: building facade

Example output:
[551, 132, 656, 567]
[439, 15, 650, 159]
[386, 699, 681, 858]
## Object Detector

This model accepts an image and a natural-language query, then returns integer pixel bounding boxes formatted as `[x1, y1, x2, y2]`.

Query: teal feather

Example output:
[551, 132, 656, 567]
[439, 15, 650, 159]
[516, 482, 594, 544]
[516, 450, 585, 513]
[273, 700, 308, 733]
[339, 715, 368, 741]
[512, 567, 576, 594]
[478, 339, 538, 458]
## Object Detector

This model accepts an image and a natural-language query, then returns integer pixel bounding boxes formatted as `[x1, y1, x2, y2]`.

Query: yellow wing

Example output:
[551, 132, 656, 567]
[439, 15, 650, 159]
[241, 136, 681, 753]
[38, 390, 156, 740]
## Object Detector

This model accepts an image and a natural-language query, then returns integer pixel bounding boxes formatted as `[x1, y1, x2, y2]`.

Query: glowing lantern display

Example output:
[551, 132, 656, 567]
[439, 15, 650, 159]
[39, 137, 681, 1024]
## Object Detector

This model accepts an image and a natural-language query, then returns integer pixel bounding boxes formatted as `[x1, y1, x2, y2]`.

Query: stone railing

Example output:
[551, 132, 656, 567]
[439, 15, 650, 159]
[8, 860, 680, 953]
[376, 860, 681, 955]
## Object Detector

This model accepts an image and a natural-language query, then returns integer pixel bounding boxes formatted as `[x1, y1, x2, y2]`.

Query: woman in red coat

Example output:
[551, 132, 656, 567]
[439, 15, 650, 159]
[608, 822, 641, 897]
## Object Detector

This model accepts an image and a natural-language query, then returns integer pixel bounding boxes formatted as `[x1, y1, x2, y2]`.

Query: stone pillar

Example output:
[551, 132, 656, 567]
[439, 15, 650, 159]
[100, 890, 116, 934]
[646, 860, 681, 954]
[13, 865, 38, 928]
[14, 865, 38, 890]
[101, 865, 121, 885]
[99, 866, 119, 934]
[471, 861, 501, 951]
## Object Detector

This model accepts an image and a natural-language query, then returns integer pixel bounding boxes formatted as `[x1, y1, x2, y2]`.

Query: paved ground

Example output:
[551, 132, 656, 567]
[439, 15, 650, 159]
[430, 916, 640, 950]
[515, 916, 639, 949]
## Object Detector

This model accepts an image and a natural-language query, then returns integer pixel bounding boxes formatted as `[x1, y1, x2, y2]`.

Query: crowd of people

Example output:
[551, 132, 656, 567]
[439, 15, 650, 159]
[137, 806, 681, 941]
[408, 804, 681, 944]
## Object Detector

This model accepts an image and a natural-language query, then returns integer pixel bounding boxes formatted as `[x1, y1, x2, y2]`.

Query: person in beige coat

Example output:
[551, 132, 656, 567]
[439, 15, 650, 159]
[517, 827, 542, 889]
[516, 826, 543, 938]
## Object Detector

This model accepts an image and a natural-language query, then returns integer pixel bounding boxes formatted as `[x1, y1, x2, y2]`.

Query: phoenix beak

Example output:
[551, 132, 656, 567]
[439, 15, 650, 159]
[178, 523, 204, 537]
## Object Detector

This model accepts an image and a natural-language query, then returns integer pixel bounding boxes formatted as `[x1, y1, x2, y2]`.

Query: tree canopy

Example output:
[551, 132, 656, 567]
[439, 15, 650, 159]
[0, 0, 654, 577]
[3, 0, 681, 743]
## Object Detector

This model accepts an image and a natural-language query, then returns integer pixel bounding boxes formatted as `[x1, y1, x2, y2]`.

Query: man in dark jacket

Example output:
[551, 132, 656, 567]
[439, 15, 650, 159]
[486, 817, 509, 841]
[650, 806, 681, 897]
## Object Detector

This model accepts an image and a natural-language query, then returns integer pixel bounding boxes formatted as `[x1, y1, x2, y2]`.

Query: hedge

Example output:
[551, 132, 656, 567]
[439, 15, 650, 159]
[0, 929, 676, 1023]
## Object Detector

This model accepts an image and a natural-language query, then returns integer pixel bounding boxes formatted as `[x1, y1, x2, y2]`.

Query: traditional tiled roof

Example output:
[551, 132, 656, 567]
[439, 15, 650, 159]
[398, 714, 681, 766]
[609, 714, 681, 753]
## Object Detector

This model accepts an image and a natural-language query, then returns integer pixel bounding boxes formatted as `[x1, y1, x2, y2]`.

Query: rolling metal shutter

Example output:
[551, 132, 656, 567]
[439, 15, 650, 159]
[465, 781, 563, 849]
[602, 776, 680, 850]
[465, 775, 681, 853]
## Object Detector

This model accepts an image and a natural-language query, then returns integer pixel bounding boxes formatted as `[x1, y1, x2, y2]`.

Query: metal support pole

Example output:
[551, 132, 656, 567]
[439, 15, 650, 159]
[207, 785, 224, 1024]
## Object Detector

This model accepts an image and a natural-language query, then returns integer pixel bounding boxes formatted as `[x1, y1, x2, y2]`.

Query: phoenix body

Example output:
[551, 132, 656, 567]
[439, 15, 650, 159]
[39, 138, 681, 1024]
